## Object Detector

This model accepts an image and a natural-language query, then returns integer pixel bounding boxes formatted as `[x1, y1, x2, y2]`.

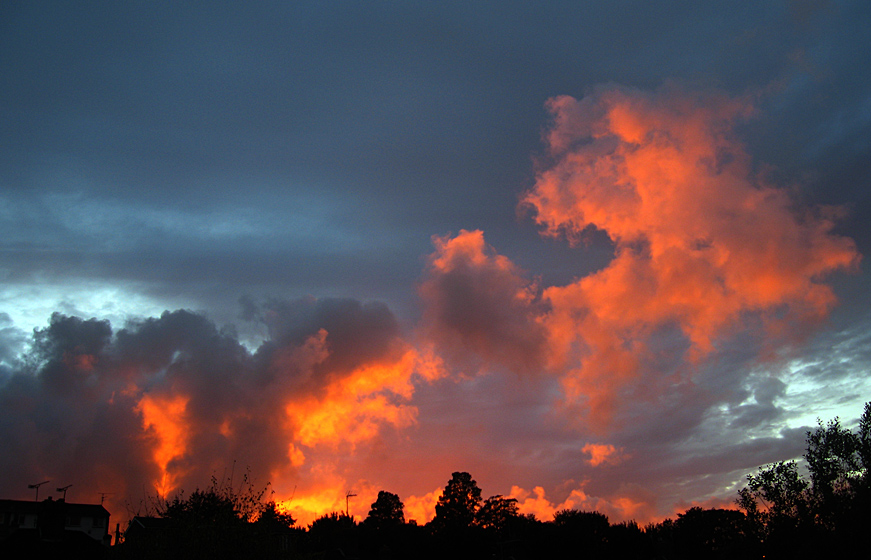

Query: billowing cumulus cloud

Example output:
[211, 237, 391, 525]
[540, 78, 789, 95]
[517, 84, 859, 427]
[582, 443, 626, 467]
[419, 230, 548, 375]
[0, 300, 444, 526]
[0, 81, 863, 530]
[422, 138, 856, 427]
[509, 483, 656, 523]
[406, 84, 861, 523]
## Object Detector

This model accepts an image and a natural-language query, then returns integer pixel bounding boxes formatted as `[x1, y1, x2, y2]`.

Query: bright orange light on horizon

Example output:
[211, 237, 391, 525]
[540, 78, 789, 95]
[285, 346, 438, 449]
[10, 84, 859, 535]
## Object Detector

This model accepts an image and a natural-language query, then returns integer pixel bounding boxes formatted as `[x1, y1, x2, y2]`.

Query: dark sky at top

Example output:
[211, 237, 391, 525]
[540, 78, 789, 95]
[1, 0, 870, 525]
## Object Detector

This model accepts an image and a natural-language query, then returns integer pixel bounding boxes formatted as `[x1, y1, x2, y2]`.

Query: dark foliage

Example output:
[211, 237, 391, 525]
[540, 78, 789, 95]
[607, 520, 653, 560]
[306, 512, 358, 558]
[431, 471, 482, 532]
[474, 495, 519, 532]
[669, 507, 755, 559]
[107, 402, 871, 560]
[735, 401, 871, 558]
[364, 490, 405, 529]
[117, 474, 296, 560]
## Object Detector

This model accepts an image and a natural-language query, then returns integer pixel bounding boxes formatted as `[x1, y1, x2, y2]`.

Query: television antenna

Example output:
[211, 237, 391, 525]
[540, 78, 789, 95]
[57, 484, 73, 501]
[28, 480, 50, 501]
[98, 492, 114, 505]
[345, 491, 357, 517]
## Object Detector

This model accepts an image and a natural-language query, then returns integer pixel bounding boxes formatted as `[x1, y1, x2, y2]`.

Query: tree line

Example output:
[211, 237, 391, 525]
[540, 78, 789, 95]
[113, 401, 871, 560]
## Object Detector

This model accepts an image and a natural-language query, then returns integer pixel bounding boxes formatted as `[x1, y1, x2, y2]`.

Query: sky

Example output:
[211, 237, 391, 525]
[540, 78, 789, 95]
[2, 0, 871, 528]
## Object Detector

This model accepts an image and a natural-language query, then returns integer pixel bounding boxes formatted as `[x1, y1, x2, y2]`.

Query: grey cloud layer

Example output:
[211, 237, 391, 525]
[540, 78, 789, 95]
[1, 0, 870, 525]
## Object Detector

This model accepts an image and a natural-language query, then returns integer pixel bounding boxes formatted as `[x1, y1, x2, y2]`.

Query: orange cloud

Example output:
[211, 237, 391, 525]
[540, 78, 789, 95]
[582, 443, 626, 466]
[418, 86, 858, 433]
[283, 333, 444, 449]
[135, 392, 191, 496]
[278, 465, 352, 526]
[519, 84, 860, 427]
[509, 483, 656, 524]
[119, 305, 450, 525]
[419, 229, 547, 374]
[403, 488, 441, 525]
[264, 331, 447, 525]
[510, 485, 590, 520]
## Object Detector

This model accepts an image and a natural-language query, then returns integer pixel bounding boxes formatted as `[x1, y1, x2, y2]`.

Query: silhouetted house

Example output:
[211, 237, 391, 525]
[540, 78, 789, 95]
[0, 497, 110, 542]
[0, 499, 38, 537]
[0, 497, 110, 558]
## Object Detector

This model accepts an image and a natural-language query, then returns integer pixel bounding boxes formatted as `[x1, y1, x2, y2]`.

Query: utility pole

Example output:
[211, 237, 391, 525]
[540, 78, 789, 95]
[57, 484, 73, 501]
[28, 481, 50, 501]
[345, 491, 357, 517]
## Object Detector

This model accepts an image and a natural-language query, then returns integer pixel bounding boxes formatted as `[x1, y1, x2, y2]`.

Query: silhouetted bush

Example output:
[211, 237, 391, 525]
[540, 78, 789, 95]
[113, 405, 871, 560]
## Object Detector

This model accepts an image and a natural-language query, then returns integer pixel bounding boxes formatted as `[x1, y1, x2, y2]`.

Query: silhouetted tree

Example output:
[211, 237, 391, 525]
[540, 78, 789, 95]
[671, 507, 753, 559]
[738, 460, 810, 525]
[552, 509, 609, 552]
[309, 511, 356, 532]
[308, 512, 358, 559]
[737, 459, 816, 558]
[432, 471, 482, 531]
[140, 472, 278, 560]
[156, 486, 244, 559]
[552, 508, 609, 534]
[250, 501, 297, 558]
[159, 472, 270, 524]
[737, 401, 871, 558]
[546, 509, 610, 558]
[858, 401, 871, 474]
[803, 402, 871, 552]
[474, 495, 519, 531]
[606, 520, 652, 560]
[254, 500, 296, 531]
[162, 488, 240, 527]
[365, 490, 405, 529]
[804, 404, 871, 527]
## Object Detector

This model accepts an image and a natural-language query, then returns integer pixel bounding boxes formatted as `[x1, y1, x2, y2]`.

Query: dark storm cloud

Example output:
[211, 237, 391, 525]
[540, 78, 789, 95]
[1, 3, 867, 348]
[0, 297, 416, 519]
[418, 230, 548, 375]
[0, 314, 157, 508]
[255, 297, 404, 380]
[2, 0, 871, 527]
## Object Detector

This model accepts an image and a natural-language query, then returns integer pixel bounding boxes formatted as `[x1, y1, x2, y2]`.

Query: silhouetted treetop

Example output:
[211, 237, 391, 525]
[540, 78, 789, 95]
[159, 473, 270, 527]
[365, 490, 405, 528]
[254, 500, 296, 532]
[737, 401, 871, 558]
[433, 471, 482, 531]
[474, 494, 520, 531]
[309, 511, 356, 533]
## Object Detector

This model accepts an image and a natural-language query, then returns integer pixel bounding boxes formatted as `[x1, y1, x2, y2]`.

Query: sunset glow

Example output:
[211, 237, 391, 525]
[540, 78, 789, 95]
[136, 393, 191, 497]
[2, 1, 869, 540]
